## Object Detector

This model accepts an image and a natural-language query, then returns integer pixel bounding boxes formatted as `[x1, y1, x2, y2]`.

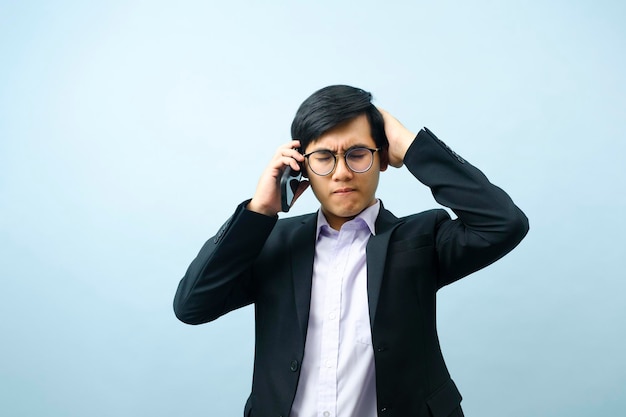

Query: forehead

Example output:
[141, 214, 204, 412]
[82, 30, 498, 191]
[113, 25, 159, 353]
[305, 114, 375, 153]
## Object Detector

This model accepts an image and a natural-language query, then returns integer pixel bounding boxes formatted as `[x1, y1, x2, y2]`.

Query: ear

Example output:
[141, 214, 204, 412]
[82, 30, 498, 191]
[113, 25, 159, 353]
[301, 161, 309, 178]
[379, 147, 389, 172]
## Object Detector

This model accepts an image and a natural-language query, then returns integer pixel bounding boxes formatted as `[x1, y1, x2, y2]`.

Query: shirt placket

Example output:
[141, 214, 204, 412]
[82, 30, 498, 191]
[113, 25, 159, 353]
[316, 228, 354, 417]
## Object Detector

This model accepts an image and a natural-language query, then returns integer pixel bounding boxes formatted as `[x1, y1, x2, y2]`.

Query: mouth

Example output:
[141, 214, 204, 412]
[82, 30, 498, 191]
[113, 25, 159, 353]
[333, 187, 356, 194]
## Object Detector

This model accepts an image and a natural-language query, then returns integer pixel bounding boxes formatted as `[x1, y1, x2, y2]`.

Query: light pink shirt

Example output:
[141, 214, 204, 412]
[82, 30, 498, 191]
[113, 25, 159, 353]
[290, 201, 380, 417]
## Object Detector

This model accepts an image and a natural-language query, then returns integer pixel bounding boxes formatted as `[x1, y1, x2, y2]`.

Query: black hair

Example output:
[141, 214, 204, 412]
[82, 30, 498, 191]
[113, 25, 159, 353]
[290, 85, 388, 155]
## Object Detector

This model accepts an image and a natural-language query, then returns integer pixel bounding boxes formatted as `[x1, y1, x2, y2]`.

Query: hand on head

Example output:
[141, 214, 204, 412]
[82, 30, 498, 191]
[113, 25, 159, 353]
[377, 108, 416, 169]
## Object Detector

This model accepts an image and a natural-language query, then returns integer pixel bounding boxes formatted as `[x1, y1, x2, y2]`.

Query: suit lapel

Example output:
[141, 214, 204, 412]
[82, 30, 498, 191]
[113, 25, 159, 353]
[366, 206, 401, 327]
[290, 214, 317, 341]
[289, 205, 401, 338]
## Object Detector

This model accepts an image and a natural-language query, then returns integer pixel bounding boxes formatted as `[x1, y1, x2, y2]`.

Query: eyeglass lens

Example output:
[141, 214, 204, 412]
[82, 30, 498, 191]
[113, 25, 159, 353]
[307, 148, 375, 176]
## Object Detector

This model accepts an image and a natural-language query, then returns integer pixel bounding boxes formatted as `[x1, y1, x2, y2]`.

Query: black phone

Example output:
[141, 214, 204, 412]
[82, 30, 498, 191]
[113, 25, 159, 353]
[280, 165, 303, 212]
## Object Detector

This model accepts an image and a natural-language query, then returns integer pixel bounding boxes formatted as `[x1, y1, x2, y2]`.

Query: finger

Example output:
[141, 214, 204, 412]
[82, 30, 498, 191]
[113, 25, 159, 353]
[280, 151, 304, 165]
[273, 155, 300, 171]
[277, 140, 301, 152]
[284, 147, 305, 163]
[275, 144, 304, 163]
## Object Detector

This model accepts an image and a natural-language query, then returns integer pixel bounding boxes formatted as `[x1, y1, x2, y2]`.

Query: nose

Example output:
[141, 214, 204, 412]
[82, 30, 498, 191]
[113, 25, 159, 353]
[331, 156, 353, 181]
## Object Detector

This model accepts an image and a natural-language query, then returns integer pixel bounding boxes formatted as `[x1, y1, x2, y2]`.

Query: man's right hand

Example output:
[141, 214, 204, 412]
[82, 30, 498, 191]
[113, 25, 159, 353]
[247, 140, 309, 216]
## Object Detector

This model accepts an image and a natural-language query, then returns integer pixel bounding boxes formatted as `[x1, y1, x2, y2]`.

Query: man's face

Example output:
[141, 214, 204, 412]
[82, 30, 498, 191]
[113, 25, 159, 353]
[304, 114, 387, 230]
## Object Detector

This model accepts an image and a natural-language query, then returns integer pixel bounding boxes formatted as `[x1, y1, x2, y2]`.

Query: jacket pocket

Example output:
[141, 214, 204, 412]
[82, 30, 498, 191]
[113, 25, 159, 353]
[426, 379, 462, 417]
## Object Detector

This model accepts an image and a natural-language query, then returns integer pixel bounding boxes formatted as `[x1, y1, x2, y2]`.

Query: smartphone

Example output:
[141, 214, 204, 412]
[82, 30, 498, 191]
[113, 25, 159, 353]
[280, 165, 303, 212]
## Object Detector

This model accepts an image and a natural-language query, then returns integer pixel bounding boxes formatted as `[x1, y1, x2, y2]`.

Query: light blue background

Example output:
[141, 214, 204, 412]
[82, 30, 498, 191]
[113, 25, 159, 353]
[1, 1, 625, 416]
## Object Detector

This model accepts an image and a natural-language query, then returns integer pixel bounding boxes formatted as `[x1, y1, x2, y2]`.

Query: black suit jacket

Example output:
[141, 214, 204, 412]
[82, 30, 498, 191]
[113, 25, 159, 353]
[174, 128, 529, 417]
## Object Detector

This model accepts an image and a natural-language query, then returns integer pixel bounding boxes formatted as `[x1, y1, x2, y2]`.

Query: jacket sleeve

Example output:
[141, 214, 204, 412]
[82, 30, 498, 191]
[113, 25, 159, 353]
[173, 201, 277, 324]
[404, 128, 529, 288]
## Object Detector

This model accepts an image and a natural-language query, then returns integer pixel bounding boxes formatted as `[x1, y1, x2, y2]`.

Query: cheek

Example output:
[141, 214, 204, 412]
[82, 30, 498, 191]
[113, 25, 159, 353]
[362, 172, 380, 194]
[308, 178, 326, 199]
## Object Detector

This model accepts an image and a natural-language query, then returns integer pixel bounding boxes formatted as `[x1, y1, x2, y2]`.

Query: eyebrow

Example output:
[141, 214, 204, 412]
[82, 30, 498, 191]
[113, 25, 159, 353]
[308, 143, 374, 153]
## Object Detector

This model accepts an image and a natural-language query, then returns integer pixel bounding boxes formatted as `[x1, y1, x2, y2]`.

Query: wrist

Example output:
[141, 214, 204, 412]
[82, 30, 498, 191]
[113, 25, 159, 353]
[246, 199, 278, 217]
[388, 129, 415, 166]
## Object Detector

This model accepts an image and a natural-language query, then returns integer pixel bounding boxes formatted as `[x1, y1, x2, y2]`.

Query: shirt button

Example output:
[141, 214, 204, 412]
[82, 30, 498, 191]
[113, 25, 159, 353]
[328, 312, 336, 320]
[325, 360, 332, 368]
[323, 412, 330, 417]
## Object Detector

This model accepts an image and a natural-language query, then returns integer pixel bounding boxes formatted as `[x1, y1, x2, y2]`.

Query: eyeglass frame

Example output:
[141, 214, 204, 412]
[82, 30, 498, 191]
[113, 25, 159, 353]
[302, 146, 381, 176]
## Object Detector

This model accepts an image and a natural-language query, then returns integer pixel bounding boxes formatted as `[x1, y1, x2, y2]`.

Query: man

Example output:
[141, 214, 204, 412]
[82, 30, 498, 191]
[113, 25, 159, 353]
[174, 85, 529, 417]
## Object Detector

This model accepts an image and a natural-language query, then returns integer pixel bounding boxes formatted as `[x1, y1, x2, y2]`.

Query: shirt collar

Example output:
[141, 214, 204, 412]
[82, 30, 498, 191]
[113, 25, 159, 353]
[315, 200, 380, 239]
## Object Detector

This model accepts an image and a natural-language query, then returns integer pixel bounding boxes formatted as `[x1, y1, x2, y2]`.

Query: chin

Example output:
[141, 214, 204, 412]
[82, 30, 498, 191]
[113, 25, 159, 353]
[335, 206, 364, 219]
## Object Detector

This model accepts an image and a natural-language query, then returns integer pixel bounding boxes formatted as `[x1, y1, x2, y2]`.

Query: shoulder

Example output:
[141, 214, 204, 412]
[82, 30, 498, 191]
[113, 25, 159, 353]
[275, 212, 316, 229]
[277, 212, 315, 225]
[398, 209, 450, 236]
[269, 211, 317, 239]
[398, 208, 450, 224]
[378, 205, 450, 231]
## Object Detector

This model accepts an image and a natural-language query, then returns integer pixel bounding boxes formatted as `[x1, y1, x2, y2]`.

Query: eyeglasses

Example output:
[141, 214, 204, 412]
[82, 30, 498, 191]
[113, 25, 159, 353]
[303, 147, 380, 176]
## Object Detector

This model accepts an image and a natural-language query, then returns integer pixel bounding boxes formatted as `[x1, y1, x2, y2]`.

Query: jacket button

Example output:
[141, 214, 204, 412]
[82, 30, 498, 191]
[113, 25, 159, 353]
[290, 360, 299, 372]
